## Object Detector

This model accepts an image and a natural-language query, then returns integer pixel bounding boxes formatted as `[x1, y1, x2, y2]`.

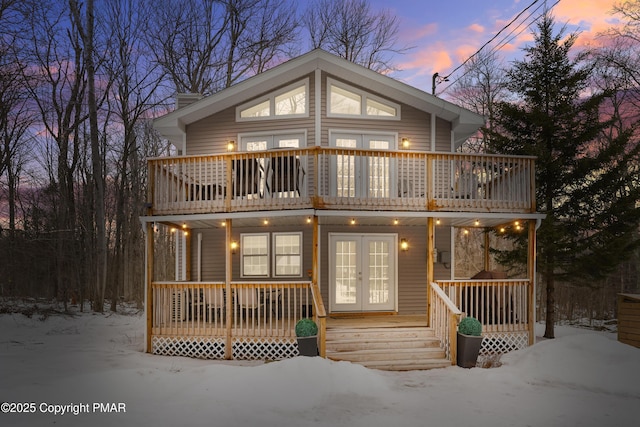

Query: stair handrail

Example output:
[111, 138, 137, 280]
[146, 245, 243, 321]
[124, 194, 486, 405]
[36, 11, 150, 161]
[310, 281, 327, 357]
[430, 282, 462, 363]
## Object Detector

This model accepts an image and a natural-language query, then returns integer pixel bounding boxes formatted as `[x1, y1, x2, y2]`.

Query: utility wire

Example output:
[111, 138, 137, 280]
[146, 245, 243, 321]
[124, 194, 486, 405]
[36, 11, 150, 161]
[435, 0, 563, 95]
[442, 0, 543, 79]
[439, 0, 552, 92]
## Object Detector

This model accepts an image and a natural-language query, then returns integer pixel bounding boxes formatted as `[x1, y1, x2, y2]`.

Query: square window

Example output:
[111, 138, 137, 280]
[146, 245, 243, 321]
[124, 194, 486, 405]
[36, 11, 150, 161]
[241, 234, 269, 277]
[274, 233, 302, 277]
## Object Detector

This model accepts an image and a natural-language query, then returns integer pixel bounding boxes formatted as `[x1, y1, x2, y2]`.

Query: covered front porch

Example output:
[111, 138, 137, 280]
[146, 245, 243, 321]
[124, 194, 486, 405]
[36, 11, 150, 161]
[145, 277, 534, 368]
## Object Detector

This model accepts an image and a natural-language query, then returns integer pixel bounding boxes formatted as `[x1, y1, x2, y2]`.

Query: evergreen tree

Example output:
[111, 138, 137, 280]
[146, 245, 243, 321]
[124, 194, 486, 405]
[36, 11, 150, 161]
[487, 11, 640, 338]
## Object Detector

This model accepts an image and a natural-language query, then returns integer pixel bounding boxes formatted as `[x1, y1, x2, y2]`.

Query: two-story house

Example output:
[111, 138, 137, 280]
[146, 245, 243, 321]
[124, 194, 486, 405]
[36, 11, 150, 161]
[143, 49, 544, 370]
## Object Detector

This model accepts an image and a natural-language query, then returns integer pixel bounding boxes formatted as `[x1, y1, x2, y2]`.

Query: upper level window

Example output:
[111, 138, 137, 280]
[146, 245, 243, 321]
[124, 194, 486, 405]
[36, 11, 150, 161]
[238, 79, 308, 121]
[328, 78, 400, 119]
[240, 131, 305, 151]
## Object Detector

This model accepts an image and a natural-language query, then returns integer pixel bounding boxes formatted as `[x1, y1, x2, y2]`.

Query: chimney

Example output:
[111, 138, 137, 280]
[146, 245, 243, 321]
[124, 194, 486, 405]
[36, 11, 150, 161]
[175, 93, 203, 109]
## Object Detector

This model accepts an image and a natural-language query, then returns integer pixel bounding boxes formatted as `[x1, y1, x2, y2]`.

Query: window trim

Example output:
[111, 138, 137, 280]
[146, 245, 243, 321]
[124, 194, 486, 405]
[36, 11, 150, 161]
[272, 232, 303, 278]
[238, 129, 307, 151]
[236, 79, 309, 122]
[240, 233, 270, 278]
[327, 78, 400, 120]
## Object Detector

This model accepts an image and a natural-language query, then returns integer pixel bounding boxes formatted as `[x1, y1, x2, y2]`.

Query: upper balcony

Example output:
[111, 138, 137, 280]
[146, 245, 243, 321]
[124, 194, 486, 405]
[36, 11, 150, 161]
[147, 147, 536, 216]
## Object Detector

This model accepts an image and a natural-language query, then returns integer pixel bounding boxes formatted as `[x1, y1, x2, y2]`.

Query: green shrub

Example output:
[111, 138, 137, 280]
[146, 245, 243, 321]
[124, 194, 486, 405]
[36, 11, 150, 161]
[458, 316, 482, 336]
[295, 318, 318, 337]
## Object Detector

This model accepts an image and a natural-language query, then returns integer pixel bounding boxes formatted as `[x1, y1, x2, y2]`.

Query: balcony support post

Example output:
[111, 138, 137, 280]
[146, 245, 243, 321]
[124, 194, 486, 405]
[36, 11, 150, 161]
[225, 218, 233, 359]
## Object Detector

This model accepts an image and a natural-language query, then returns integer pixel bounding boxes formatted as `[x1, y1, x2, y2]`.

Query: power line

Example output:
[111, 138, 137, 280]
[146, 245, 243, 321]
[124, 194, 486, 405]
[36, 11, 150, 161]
[434, 0, 561, 94]
[440, 0, 552, 93]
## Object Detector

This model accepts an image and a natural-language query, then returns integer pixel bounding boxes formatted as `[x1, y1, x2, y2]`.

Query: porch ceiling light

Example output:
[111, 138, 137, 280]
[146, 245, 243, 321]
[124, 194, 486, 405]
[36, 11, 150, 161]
[400, 238, 409, 251]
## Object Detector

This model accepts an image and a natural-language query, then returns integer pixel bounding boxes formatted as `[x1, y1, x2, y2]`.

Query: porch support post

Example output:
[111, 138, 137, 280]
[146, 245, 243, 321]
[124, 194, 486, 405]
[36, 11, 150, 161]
[185, 228, 192, 281]
[225, 219, 233, 359]
[313, 215, 326, 357]
[484, 231, 490, 271]
[527, 220, 537, 346]
[145, 221, 154, 353]
[427, 217, 435, 327]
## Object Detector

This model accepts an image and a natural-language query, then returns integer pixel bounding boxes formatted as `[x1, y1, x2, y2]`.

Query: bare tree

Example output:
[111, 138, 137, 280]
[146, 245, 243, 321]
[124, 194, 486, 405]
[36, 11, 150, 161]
[450, 50, 508, 152]
[302, 0, 409, 73]
[143, 0, 298, 97]
[17, 0, 89, 306]
[70, 0, 113, 312]
[103, 0, 166, 309]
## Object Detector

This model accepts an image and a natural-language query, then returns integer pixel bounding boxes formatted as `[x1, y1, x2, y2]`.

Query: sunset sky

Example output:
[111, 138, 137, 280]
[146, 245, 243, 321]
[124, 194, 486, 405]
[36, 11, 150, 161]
[366, 0, 624, 94]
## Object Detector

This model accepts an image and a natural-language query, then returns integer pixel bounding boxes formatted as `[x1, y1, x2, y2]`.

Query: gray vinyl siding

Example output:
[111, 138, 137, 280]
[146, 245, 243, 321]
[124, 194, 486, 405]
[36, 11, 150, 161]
[435, 117, 452, 152]
[183, 71, 455, 156]
[194, 223, 452, 314]
[192, 225, 314, 282]
[185, 73, 317, 155]
[319, 224, 452, 315]
[320, 72, 432, 150]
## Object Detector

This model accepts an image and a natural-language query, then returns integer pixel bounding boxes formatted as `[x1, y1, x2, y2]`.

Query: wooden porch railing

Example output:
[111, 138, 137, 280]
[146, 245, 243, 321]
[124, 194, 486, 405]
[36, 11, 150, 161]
[148, 148, 535, 215]
[151, 280, 326, 358]
[436, 279, 531, 333]
[429, 282, 462, 363]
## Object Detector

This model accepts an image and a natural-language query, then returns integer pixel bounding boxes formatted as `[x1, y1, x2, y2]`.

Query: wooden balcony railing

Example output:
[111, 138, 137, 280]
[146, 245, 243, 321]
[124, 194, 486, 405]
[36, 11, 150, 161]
[148, 148, 536, 215]
[151, 280, 326, 358]
[436, 279, 531, 333]
[429, 282, 462, 363]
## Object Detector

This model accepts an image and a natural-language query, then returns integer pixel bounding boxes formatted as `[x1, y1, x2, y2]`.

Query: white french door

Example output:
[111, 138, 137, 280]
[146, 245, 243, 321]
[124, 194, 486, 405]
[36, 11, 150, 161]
[329, 234, 397, 312]
[331, 132, 395, 198]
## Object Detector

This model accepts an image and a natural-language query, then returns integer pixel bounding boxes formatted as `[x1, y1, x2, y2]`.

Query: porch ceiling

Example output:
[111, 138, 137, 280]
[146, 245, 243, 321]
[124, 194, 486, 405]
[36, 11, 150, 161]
[142, 210, 543, 230]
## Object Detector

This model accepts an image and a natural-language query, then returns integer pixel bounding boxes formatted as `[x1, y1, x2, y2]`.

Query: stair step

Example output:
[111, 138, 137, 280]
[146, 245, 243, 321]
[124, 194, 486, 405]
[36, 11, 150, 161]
[324, 324, 449, 371]
[357, 359, 452, 371]
[327, 347, 445, 363]
[327, 337, 442, 351]
[326, 327, 436, 340]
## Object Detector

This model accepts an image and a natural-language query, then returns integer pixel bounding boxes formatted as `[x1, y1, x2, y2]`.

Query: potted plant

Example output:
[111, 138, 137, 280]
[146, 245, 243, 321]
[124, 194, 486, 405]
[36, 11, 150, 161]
[295, 318, 318, 356]
[456, 316, 483, 368]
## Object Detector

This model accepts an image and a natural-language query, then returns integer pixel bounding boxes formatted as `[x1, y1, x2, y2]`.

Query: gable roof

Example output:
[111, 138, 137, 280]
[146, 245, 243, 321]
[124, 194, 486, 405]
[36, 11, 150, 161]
[154, 49, 485, 145]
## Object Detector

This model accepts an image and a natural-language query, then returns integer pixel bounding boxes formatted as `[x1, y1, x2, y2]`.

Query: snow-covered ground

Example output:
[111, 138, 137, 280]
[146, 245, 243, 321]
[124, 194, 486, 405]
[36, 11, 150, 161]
[1, 304, 638, 427]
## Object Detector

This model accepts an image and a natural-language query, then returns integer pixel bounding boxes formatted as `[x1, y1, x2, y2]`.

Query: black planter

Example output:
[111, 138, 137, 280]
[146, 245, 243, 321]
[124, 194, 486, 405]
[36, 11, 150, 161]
[456, 332, 483, 368]
[296, 335, 318, 356]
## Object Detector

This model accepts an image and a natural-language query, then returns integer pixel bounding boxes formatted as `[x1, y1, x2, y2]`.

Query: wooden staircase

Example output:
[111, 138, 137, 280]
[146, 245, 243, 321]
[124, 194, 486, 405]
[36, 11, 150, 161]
[325, 317, 451, 371]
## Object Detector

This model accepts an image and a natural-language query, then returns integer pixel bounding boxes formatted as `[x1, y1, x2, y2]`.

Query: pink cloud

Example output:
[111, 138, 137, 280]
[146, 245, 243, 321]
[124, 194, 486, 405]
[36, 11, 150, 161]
[399, 45, 452, 77]
[468, 23, 485, 33]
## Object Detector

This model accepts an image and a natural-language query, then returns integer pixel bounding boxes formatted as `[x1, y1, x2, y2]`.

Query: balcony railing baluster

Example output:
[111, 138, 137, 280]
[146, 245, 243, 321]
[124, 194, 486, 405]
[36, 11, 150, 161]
[147, 148, 535, 215]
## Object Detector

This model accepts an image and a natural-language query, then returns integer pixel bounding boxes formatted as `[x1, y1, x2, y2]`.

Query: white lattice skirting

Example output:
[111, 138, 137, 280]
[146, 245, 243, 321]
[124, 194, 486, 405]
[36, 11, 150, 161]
[152, 336, 226, 359]
[232, 338, 299, 360]
[152, 336, 299, 360]
[479, 331, 529, 356]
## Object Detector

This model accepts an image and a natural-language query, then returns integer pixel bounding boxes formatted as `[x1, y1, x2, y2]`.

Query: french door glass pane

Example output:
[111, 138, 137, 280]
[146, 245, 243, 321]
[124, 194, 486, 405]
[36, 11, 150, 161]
[368, 240, 389, 304]
[335, 241, 357, 304]
[336, 138, 357, 197]
[368, 139, 390, 197]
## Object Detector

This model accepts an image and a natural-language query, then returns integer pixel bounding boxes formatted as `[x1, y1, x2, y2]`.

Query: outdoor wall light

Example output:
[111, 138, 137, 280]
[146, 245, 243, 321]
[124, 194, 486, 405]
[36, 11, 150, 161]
[400, 238, 409, 251]
[350, 218, 356, 225]
[401, 137, 410, 149]
[227, 140, 236, 151]
[230, 241, 238, 254]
